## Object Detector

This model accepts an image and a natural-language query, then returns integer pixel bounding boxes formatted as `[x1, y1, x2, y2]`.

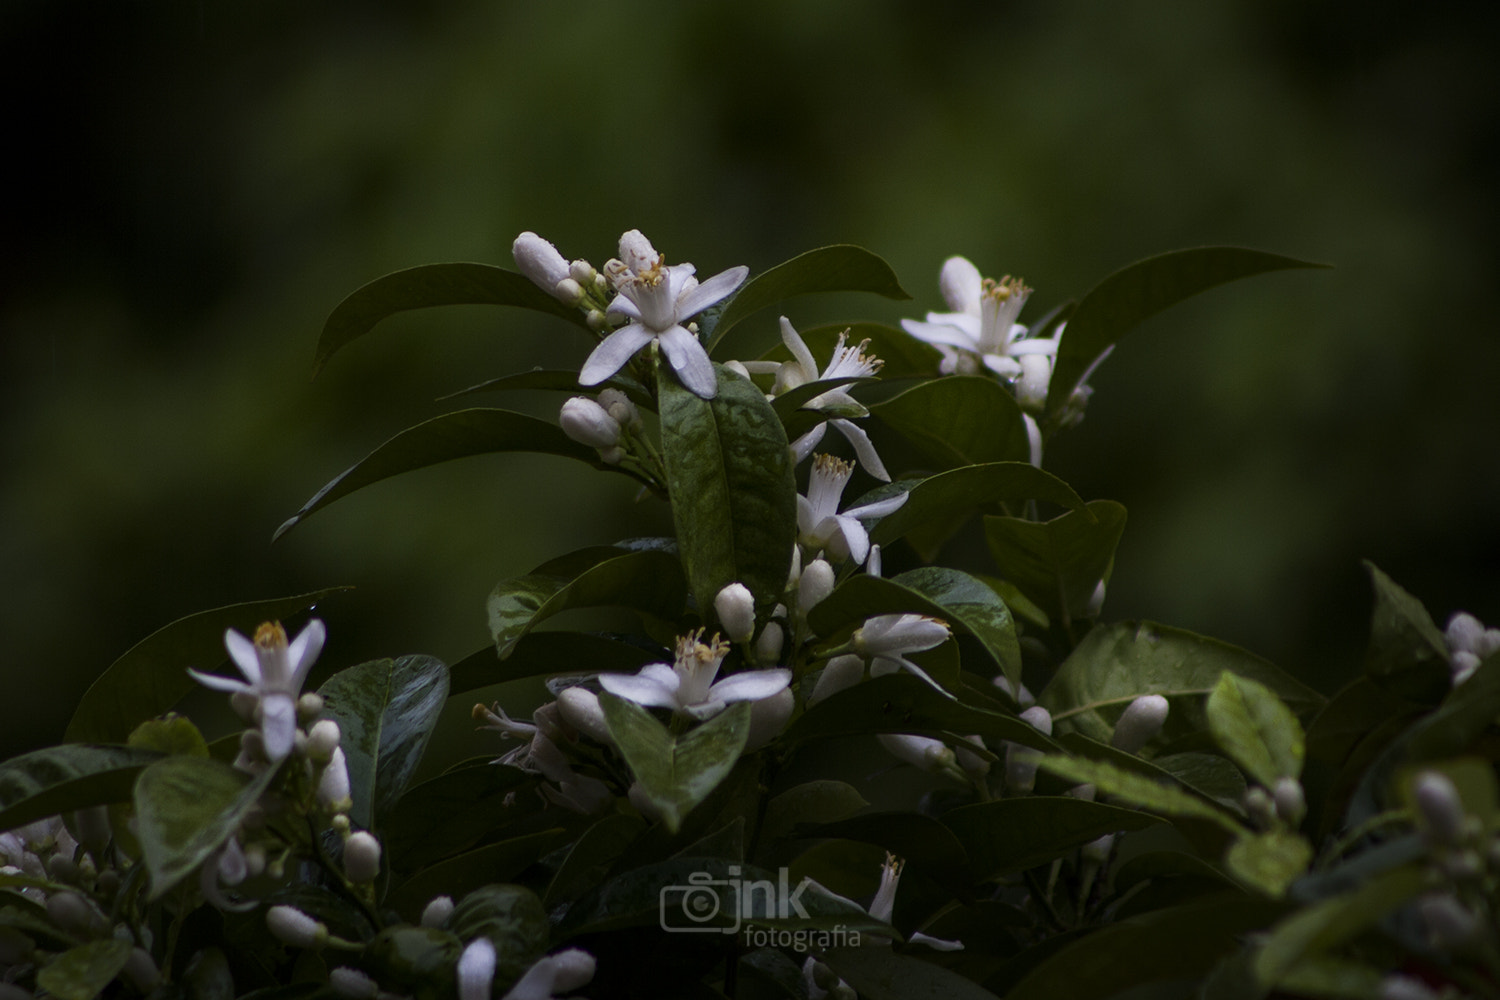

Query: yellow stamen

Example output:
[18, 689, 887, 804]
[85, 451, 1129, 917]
[254, 621, 288, 651]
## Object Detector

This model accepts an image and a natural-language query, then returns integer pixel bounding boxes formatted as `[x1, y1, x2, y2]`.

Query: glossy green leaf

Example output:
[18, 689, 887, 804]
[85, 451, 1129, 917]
[1361, 560, 1452, 704]
[1207, 673, 1305, 788]
[314, 262, 587, 375]
[983, 500, 1126, 625]
[822, 946, 1003, 1000]
[942, 797, 1161, 879]
[793, 812, 971, 894]
[657, 362, 797, 617]
[760, 781, 869, 844]
[37, 938, 133, 1000]
[1249, 863, 1426, 989]
[383, 763, 534, 871]
[64, 590, 348, 745]
[0, 745, 162, 834]
[1225, 830, 1313, 898]
[1046, 247, 1329, 422]
[806, 569, 1019, 690]
[868, 463, 1089, 550]
[870, 377, 1030, 469]
[705, 245, 910, 346]
[1054, 734, 1242, 820]
[438, 369, 652, 410]
[543, 813, 647, 909]
[275, 408, 606, 540]
[784, 675, 1056, 751]
[317, 654, 450, 830]
[1035, 755, 1244, 834]
[134, 754, 278, 900]
[385, 828, 571, 923]
[1040, 621, 1325, 745]
[449, 632, 657, 695]
[754, 322, 943, 379]
[126, 715, 210, 758]
[600, 695, 751, 834]
[1003, 896, 1289, 1000]
[486, 550, 686, 659]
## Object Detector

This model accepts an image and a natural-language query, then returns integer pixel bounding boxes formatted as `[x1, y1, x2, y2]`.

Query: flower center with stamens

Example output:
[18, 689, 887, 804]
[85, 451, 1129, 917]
[254, 622, 288, 652]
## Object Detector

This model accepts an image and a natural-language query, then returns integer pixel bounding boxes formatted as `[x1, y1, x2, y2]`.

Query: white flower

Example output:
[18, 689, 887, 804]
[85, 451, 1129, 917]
[598, 630, 791, 721]
[501, 948, 597, 1000]
[558, 396, 621, 450]
[853, 614, 952, 694]
[580, 230, 748, 400]
[867, 853, 963, 951]
[798, 454, 907, 565]
[512, 232, 576, 303]
[188, 620, 326, 763]
[901, 256, 1053, 379]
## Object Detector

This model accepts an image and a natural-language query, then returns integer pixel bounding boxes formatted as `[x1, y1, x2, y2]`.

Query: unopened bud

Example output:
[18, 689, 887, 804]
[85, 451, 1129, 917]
[306, 719, 341, 763]
[1418, 892, 1481, 949]
[553, 277, 584, 305]
[230, 690, 260, 723]
[1081, 833, 1115, 864]
[343, 831, 381, 884]
[266, 905, 328, 949]
[1452, 650, 1481, 685]
[586, 308, 608, 331]
[714, 583, 757, 643]
[597, 388, 641, 430]
[1004, 706, 1053, 793]
[1413, 771, 1467, 846]
[123, 947, 161, 993]
[568, 259, 595, 285]
[1086, 579, 1106, 617]
[297, 692, 325, 725]
[559, 397, 620, 450]
[993, 675, 1035, 708]
[330, 967, 380, 999]
[457, 937, 496, 1000]
[512, 232, 571, 298]
[1445, 612, 1485, 653]
[755, 621, 785, 665]
[556, 688, 613, 747]
[878, 733, 957, 776]
[420, 895, 455, 928]
[318, 747, 353, 815]
[1379, 975, 1441, 1000]
[46, 891, 101, 936]
[1244, 787, 1277, 829]
[798, 558, 836, 615]
[1110, 695, 1169, 754]
[1014, 354, 1052, 412]
[1273, 777, 1306, 827]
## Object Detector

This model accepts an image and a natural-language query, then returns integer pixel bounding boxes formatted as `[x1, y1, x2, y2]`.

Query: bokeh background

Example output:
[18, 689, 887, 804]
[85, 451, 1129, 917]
[4, 1, 1498, 757]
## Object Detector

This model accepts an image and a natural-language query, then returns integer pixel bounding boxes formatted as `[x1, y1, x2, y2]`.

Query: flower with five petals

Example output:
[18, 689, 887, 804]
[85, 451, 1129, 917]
[188, 620, 325, 763]
[598, 630, 790, 721]
[901, 256, 1054, 379]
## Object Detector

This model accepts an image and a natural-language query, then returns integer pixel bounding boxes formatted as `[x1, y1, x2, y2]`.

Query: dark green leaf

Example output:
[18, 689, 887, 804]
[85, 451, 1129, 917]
[1206, 673, 1305, 787]
[1389, 650, 1500, 765]
[1360, 560, 1452, 704]
[126, 716, 210, 757]
[384, 828, 572, 923]
[1039, 621, 1325, 745]
[37, 939, 133, 1000]
[314, 262, 587, 375]
[449, 632, 657, 695]
[0, 745, 162, 834]
[438, 369, 652, 410]
[134, 755, 279, 900]
[275, 409, 607, 540]
[599, 695, 751, 835]
[383, 763, 534, 871]
[1225, 830, 1313, 898]
[1035, 756, 1243, 834]
[64, 590, 349, 745]
[793, 812, 971, 894]
[943, 798, 1161, 879]
[868, 463, 1090, 552]
[543, 813, 647, 909]
[657, 362, 797, 617]
[760, 781, 869, 844]
[871, 377, 1030, 469]
[983, 500, 1126, 625]
[783, 675, 1057, 752]
[1046, 247, 1329, 423]
[822, 947, 1003, 1000]
[486, 550, 686, 659]
[705, 246, 910, 346]
[317, 654, 450, 830]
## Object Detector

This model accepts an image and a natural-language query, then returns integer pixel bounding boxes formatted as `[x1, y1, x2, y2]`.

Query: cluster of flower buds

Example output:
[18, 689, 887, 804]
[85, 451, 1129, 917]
[558, 388, 642, 466]
[1443, 611, 1500, 686]
[512, 231, 613, 329]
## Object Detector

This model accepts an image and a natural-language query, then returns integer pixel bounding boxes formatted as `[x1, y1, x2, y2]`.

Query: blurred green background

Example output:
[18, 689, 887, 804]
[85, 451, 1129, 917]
[4, 1, 1498, 757]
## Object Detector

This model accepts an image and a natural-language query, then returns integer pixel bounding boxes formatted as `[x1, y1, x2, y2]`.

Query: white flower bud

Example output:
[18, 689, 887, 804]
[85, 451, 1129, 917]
[553, 277, 584, 305]
[559, 397, 621, 450]
[597, 388, 641, 430]
[457, 936, 496, 1000]
[1110, 695, 1169, 754]
[230, 689, 260, 723]
[798, 558, 836, 615]
[723, 359, 751, 380]
[878, 734, 956, 774]
[306, 719, 341, 763]
[1445, 611, 1485, 653]
[512, 232, 571, 299]
[123, 947, 161, 993]
[557, 688, 614, 747]
[244, 842, 267, 878]
[1477, 628, 1500, 658]
[1014, 354, 1052, 412]
[343, 831, 381, 884]
[1005, 707, 1053, 793]
[540, 948, 598, 992]
[993, 675, 1036, 708]
[755, 621, 785, 665]
[714, 583, 757, 643]
[568, 259, 595, 284]
[265, 905, 327, 949]
[318, 747, 352, 815]
[809, 654, 864, 706]
[1452, 650, 1481, 685]
[1418, 892, 1481, 949]
[1243, 787, 1277, 829]
[1378, 975, 1442, 1000]
[420, 895, 455, 928]
[1413, 771, 1468, 846]
[297, 692, 325, 724]
[46, 892, 100, 936]
[330, 967, 380, 999]
[1273, 777, 1306, 827]
[1081, 833, 1115, 864]
[746, 689, 795, 751]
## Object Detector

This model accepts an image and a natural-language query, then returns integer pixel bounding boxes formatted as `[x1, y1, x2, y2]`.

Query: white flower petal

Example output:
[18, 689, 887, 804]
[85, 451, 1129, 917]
[791, 423, 828, 465]
[981, 353, 1023, 378]
[657, 324, 717, 398]
[675, 265, 749, 319]
[224, 629, 263, 685]
[599, 667, 681, 709]
[706, 668, 792, 705]
[457, 937, 497, 1000]
[875, 655, 953, 697]
[829, 419, 890, 482]
[260, 693, 297, 763]
[900, 318, 978, 351]
[285, 620, 326, 694]
[830, 515, 871, 566]
[780, 316, 819, 380]
[579, 324, 655, 386]
[186, 668, 255, 695]
[938, 256, 982, 314]
[606, 294, 643, 322]
[844, 489, 907, 521]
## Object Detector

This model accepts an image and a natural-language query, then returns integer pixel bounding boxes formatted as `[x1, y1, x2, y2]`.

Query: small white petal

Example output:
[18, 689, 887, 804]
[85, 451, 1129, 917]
[259, 693, 297, 763]
[658, 324, 718, 398]
[579, 324, 655, 386]
[780, 316, 819, 380]
[186, 668, 255, 695]
[676, 265, 749, 319]
[224, 629, 263, 685]
[598, 667, 682, 710]
[457, 936, 497, 1000]
[938, 256, 982, 314]
[791, 423, 828, 464]
[830, 419, 890, 482]
[706, 668, 792, 705]
[284, 620, 326, 694]
[809, 655, 865, 705]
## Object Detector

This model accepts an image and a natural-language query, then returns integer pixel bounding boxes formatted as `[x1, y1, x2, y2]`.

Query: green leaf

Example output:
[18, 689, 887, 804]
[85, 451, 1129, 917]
[657, 362, 797, 617]
[1035, 755, 1244, 834]
[1039, 621, 1325, 745]
[438, 368, 650, 408]
[1046, 247, 1330, 423]
[705, 245, 910, 347]
[64, 590, 349, 744]
[37, 939, 134, 1000]
[822, 947, 1003, 1000]
[275, 409, 607, 540]
[760, 781, 869, 844]
[784, 675, 1057, 751]
[870, 377, 1030, 469]
[942, 798, 1161, 878]
[134, 755, 278, 900]
[449, 632, 656, 696]
[983, 500, 1126, 625]
[382, 764, 534, 871]
[384, 829, 572, 923]
[486, 550, 686, 659]
[1225, 829, 1313, 898]
[600, 695, 752, 834]
[1360, 560, 1452, 704]
[868, 463, 1090, 551]
[543, 813, 647, 909]
[313, 262, 587, 375]
[1002, 896, 1289, 1000]
[0, 745, 163, 834]
[792, 813, 972, 894]
[318, 655, 450, 831]
[1207, 673, 1306, 788]
[127, 716, 210, 758]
